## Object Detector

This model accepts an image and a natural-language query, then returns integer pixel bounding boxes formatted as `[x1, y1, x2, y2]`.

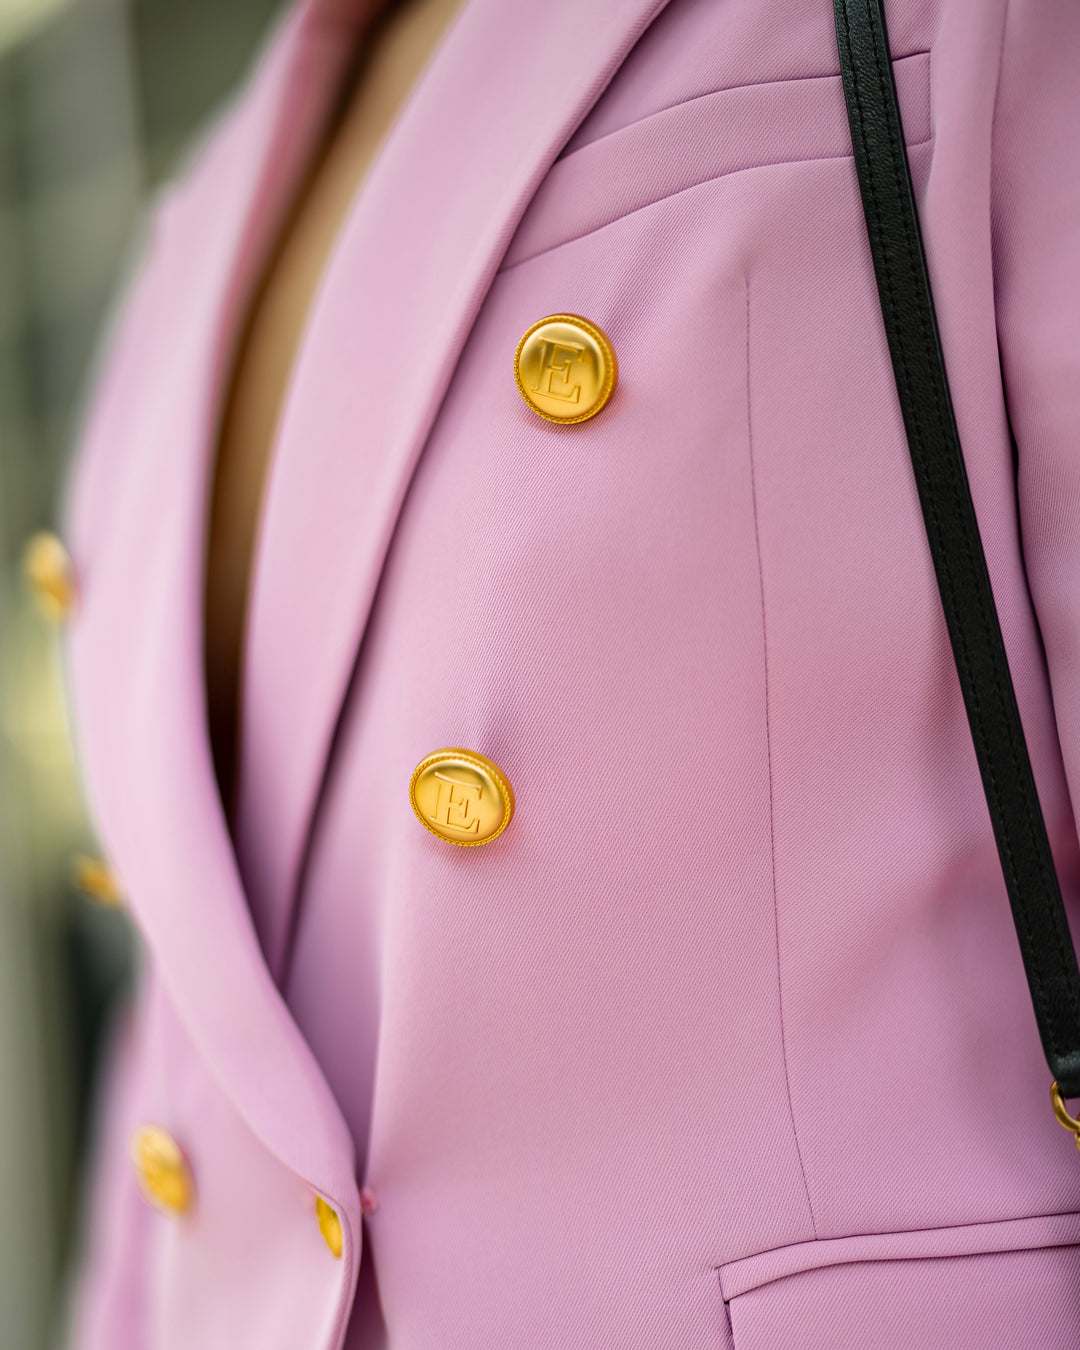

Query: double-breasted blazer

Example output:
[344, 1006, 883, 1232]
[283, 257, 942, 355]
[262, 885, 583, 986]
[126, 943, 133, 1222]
[51, 0, 1080, 1345]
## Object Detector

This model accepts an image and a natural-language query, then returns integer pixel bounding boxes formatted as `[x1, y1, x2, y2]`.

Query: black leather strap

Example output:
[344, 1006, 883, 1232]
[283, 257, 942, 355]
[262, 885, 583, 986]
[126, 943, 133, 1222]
[832, 0, 1080, 1098]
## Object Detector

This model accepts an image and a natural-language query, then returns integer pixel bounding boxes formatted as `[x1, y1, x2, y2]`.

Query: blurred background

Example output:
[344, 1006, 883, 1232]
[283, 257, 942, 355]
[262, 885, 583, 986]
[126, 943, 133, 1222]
[0, 1, 283, 1344]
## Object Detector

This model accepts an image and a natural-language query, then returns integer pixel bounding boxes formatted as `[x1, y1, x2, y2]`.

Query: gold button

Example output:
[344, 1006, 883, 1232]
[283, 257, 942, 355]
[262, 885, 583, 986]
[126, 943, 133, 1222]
[130, 1125, 194, 1216]
[72, 855, 123, 908]
[22, 530, 76, 620]
[315, 1196, 343, 1258]
[409, 748, 514, 847]
[513, 313, 617, 423]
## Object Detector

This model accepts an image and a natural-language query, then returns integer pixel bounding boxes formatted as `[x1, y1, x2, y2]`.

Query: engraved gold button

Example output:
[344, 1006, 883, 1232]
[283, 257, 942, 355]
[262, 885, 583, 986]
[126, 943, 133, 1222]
[409, 748, 514, 847]
[130, 1125, 194, 1217]
[514, 313, 617, 423]
[315, 1196, 343, 1258]
[23, 530, 76, 620]
[72, 855, 124, 908]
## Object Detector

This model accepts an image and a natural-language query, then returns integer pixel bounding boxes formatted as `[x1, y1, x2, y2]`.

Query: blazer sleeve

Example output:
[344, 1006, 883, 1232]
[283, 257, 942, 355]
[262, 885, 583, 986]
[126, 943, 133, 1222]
[993, 0, 1080, 842]
[58, 189, 170, 570]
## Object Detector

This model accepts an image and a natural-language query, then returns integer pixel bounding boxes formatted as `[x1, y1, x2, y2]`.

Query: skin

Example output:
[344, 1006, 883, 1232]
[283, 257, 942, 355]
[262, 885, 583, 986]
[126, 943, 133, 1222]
[204, 0, 467, 815]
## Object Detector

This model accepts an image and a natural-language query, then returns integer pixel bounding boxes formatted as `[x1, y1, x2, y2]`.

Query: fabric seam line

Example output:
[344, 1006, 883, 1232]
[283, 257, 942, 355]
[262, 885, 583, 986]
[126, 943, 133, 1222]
[744, 269, 818, 1242]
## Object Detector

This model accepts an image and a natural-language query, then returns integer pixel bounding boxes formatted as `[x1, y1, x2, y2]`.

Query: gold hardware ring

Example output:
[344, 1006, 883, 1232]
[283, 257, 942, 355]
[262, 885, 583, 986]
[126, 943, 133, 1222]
[1051, 1080, 1080, 1152]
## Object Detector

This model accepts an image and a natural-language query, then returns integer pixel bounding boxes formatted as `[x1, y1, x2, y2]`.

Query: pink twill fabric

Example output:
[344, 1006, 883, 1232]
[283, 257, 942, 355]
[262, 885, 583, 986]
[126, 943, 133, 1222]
[58, 0, 1080, 1346]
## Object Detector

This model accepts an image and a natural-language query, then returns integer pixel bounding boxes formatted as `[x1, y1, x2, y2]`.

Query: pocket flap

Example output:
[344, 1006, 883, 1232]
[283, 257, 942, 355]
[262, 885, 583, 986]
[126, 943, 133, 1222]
[719, 1209, 1080, 1300]
[725, 1221, 1080, 1349]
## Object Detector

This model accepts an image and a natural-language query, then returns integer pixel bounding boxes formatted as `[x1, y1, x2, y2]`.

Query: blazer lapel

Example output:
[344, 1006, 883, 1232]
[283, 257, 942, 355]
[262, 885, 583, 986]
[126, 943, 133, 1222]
[64, 0, 675, 1270]
[235, 0, 675, 976]
[64, 0, 377, 1260]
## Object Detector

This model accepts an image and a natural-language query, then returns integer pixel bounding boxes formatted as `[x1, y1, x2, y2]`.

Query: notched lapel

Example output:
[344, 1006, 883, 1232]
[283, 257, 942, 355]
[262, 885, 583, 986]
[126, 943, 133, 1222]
[63, 0, 374, 1283]
[236, 0, 676, 976]
[63, 0, 675, 1294]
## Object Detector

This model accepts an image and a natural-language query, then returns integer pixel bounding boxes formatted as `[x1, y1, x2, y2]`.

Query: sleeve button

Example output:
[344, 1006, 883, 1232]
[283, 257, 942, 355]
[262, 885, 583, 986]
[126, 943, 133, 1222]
[22, 531, 76, 621]
[130, 1125, 195, 1217]
[71, 855, 124, 908]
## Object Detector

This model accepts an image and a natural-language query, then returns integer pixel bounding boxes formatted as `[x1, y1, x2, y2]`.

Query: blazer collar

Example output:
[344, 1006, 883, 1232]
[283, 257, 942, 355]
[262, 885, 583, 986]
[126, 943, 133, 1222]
[64, 0, 673, 1295]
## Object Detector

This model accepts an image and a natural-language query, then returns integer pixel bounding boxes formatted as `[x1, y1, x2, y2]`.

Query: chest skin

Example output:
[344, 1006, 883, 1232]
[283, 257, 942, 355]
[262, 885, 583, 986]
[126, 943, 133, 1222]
[203, 0, 466, 813]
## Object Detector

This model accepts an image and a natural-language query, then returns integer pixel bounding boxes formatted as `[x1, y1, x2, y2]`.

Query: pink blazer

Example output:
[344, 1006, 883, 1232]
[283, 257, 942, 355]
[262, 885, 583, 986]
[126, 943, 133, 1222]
[59, 0, 1080, 1345]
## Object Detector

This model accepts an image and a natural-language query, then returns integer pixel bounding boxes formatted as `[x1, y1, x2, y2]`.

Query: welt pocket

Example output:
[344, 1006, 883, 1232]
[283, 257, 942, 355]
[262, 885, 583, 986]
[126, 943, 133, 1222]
[500, 49, 931, 272]
[718, 1210, 1080, 1348]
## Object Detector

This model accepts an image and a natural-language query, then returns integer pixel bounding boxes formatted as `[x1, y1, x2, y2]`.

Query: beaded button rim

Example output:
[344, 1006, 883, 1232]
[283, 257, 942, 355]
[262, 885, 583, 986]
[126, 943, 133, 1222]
[409, 747, 515, 847]
[513, 313, 618, 425]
